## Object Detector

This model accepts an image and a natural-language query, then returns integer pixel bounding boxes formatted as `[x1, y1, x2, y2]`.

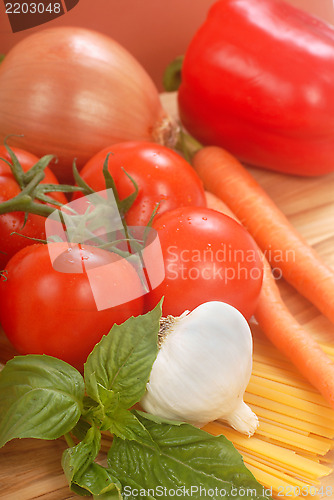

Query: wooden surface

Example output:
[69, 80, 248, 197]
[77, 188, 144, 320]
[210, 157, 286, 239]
[0, 93, 334, 498]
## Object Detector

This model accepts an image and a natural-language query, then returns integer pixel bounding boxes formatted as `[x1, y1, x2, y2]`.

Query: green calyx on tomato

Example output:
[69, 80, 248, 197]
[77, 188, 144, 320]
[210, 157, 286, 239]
[0, 138, 80, 216]
[0, 140, 143, 269]
[0, 270, 7, 282]
[0, 140, 84, 268]
[73, 141, 206, 227]
[73, 150, 139, 223]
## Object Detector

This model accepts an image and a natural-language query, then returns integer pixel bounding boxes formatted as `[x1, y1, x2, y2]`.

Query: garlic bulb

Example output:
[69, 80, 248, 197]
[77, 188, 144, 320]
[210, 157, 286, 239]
[141, 301, 258, 436]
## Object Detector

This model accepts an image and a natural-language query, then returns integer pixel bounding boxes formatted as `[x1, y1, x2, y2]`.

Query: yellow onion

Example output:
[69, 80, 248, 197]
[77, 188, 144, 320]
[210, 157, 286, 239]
[0, 27, 176, 182]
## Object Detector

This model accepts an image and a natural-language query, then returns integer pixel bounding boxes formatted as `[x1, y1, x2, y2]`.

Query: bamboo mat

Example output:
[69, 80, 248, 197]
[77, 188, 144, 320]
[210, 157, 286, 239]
[0, 93, 333, 498]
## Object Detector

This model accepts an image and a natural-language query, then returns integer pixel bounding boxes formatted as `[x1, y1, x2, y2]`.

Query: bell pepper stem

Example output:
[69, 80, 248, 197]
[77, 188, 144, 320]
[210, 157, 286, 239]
[163, 55, 184, 92]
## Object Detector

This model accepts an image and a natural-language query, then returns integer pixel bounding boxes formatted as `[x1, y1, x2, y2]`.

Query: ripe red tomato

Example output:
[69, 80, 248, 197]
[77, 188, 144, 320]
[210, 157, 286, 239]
[0, 242, 144, 370]
[74, 141, 206, 226]
[145, 207, 263, 319]
[0, 146, 67, 269]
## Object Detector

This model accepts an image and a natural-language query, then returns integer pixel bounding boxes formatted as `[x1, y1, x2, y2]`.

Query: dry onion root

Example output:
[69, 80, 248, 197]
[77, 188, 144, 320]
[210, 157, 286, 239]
[0, 27, 177, 182]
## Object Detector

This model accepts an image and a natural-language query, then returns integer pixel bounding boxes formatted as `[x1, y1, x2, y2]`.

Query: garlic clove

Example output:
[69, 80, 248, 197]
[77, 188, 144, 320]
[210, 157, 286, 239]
[222, 400, 259, 437]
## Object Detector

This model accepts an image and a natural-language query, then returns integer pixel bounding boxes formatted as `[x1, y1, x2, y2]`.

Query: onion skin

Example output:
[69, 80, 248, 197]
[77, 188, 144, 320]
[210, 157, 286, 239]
[0, 27, 174, 182]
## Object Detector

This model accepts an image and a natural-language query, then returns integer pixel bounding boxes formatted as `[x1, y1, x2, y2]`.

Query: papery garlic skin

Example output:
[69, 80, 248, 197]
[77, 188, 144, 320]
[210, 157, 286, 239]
[141, 301, 258, 436]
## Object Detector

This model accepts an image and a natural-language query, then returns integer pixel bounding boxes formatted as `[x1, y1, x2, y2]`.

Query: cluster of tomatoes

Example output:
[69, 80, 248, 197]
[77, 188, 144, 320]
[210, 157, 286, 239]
[0, 141, 263, 370]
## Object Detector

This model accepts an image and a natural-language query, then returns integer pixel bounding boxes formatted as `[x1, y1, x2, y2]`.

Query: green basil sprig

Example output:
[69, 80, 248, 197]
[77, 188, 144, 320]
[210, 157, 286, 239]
[0, 355, 84, 446]
[0, 303, 271, 499]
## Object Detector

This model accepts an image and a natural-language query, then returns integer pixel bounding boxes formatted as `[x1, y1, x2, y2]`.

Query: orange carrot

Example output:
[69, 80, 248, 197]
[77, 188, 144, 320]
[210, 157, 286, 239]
[194, 146, 334, 325]
[205, 189, 334, 407]
[255, 258, 334, 407]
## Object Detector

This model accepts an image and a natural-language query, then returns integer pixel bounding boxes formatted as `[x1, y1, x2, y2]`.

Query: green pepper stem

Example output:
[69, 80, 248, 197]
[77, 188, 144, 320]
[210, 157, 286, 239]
[163, 55, 184, 92]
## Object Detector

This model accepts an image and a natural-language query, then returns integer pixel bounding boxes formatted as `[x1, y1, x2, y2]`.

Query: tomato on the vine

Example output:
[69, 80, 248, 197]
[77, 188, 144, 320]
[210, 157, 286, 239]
[145, 206, 263, 320]
[0, 242, 144, 370]
[0, 146, 66, 269]
[74, 141, 206, 226]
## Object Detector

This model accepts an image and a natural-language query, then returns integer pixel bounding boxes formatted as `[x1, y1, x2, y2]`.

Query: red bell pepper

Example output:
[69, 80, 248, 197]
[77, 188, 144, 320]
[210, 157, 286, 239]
[178, 0, 334, 176]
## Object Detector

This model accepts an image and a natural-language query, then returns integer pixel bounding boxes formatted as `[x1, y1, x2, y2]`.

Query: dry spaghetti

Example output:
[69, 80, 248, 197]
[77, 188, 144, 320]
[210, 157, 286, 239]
[203, 330, 334, 498]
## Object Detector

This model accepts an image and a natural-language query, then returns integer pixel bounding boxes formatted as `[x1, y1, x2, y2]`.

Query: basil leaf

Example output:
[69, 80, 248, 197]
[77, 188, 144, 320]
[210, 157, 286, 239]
[84, 303, 161, 409]
[103, 408, 157, 449]
[93, 491, 123, 500]
[74, 464, 122, 498]
[63, 426, 122, 497]
[82, 382, 120, 427]
[107, 413, 271, 500]
[62, 426, 101, 484]
[135, 409, 184, 426]
[72, 418, 92, 441]
[0, 355, 84, 447]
